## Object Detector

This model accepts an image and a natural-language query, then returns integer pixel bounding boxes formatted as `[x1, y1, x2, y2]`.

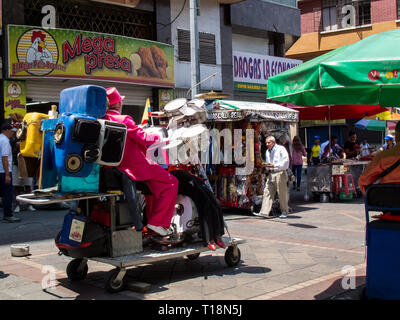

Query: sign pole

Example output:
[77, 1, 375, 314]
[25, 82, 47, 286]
[190, 0, 200, 99]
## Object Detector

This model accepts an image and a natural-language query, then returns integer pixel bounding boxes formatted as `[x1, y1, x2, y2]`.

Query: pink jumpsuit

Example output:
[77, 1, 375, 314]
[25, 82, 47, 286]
[105, 110, 179, 227]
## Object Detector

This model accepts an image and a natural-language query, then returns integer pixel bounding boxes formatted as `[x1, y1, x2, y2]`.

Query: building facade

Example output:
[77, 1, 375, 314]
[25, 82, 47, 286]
[0, 0, 301, 122]
[1, 0, 172, 122]
[287, 0, 400, 62]
[285, 0, 400, 148]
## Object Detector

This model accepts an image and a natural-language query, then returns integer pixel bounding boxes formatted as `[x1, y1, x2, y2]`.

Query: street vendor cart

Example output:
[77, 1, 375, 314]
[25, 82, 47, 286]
[15, 84, 246, 294]
[17, 190, 244, 293]
[204, 100, 298, 211]
[306, 160, 370, 202]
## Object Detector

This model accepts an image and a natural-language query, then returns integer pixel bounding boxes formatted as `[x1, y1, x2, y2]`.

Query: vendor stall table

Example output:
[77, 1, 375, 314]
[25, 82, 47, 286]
[306, 160, 370, 202]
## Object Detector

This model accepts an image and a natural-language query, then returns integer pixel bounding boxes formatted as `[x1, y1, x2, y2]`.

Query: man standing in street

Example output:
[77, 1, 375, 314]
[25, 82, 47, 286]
[253, 136, 290, 219]
[0, 122, 20, 222]
[344, 131, 360, 159]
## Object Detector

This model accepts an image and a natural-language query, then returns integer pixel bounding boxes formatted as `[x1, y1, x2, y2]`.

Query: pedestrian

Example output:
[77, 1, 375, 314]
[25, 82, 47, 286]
[360, 138, 372, 157]
[252, 136, 290, 219]
[319, 135, 344, 162]
[10, 134, 35, 213]
[344, 131, 360, 159]
[310, 136, 321, 165]
[371, 135, 395, 156]
[382, 135, 396, 150]
[0, 122, 20, 222]
[105, 87, 178, 237]
[291, 136, 307, 191]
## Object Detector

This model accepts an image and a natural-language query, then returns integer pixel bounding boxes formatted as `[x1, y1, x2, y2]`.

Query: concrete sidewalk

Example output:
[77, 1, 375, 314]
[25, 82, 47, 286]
[0, 189, 368, 300]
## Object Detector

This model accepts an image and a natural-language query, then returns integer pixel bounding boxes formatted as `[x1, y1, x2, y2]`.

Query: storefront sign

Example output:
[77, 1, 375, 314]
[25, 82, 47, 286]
[207, 110, 298, 122]
[233, 51, 301, 93]
[7, 25, 174, 87]
[366, 107, 400, 121]
[4, 80, 26, 119]
[159, 89, 174, 111]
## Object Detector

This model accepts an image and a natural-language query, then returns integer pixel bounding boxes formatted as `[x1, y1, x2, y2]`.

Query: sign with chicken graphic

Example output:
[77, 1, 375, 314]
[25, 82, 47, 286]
[3, 80, 26, 119]
[7, 25, 175, 87]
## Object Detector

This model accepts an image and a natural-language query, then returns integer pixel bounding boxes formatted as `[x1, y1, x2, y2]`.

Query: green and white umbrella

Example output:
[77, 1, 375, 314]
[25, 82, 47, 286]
[267, 29, 400, 108]
[355, 119, 386, 131]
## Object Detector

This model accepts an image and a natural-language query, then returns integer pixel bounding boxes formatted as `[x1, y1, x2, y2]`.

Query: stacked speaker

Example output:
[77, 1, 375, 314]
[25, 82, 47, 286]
[54, 85, 127, 179]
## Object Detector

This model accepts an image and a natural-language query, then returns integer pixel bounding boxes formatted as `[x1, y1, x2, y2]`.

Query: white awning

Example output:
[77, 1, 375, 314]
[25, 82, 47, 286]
[207, 99, 299, 122]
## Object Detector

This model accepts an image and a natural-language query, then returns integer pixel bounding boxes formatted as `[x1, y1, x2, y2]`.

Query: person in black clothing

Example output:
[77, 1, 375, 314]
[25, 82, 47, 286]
[344, 131, 360, 159]
[169, 170, 226, 250]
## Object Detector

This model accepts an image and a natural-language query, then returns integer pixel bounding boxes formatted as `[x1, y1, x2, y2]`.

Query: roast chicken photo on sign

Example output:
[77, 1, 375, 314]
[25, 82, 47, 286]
[131, 45, 172, 79]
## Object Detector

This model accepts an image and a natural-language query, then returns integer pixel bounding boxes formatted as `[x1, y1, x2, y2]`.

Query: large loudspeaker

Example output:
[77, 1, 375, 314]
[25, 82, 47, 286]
[18, 112, 49, 158]
[59, 85, 107, 118]
[96, 119, 127, 166]
[54, 113, 101, 177]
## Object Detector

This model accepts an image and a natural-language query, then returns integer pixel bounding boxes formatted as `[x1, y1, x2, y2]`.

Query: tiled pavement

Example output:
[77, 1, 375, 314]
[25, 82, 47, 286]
[0, 187, 369, 300]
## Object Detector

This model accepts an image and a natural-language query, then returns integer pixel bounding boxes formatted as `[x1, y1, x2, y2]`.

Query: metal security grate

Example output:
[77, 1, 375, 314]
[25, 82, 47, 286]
[177, 29, 216, 65]
[24, 0, 154, 40]
[398, 0, 400, 19]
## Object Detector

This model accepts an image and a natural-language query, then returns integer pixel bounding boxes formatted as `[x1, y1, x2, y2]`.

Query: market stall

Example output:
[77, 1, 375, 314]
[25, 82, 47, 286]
[306, 160, 370, 202]
[204, 99, 298, 210]
[283, 104, 386, 202]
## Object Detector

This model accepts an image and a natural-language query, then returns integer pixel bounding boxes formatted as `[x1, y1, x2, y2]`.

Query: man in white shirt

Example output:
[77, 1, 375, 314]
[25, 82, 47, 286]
[253, 136, 290, 218]
[0, 122, 20, 222]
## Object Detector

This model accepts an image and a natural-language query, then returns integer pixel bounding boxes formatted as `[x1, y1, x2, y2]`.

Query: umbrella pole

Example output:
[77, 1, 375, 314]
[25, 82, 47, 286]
[328, 106, 331, 158]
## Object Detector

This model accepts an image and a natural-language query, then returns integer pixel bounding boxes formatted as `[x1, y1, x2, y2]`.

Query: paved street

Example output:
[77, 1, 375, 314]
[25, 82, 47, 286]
[0, 186, 368, 301]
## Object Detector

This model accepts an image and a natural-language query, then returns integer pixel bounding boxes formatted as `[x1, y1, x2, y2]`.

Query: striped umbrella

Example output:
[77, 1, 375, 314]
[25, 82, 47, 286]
[355, 119, 386, 131]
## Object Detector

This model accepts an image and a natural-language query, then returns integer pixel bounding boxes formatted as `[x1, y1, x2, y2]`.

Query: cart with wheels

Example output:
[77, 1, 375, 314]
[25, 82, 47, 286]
[17, 191, 245, 293]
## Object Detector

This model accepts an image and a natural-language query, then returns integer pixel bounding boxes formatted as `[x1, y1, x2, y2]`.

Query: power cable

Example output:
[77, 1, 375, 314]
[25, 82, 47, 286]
[157, 0, 188, 27]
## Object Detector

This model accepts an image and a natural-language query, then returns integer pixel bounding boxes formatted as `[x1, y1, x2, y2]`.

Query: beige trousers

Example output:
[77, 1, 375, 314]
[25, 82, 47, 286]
[260, 170, 289, 215]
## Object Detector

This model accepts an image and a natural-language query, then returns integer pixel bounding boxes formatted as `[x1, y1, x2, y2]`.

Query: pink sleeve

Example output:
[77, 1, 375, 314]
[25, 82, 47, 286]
[124, 117, 160, 147]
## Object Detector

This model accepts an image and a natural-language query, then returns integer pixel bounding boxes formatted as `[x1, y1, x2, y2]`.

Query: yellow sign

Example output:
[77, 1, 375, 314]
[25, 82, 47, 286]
[4, 80, 26, 119]
[7, 25, 175, 87]
[300, 119, 346, 127]
[159, 89, 174, 111]
[366, 107, 400, 121]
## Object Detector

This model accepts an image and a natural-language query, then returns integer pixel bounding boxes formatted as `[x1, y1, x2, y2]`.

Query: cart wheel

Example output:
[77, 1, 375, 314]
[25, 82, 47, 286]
[187, 253, 200, 260]
[66, 258, 88, 281]
[104, 268, 126, 293]
[224, 246, 241, 267]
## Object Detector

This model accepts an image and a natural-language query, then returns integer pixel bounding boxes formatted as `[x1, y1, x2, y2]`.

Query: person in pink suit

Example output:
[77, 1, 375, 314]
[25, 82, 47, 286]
[105, 87, 179, 237]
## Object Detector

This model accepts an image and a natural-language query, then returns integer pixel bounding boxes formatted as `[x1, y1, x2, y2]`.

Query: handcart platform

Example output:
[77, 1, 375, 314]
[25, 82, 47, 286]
[91, 236, 245, 268]
[17, 190, 245, 293]
[16, 189, 123, 205]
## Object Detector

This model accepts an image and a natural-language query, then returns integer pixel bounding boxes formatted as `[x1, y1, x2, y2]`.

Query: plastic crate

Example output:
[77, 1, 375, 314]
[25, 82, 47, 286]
[339, 190, 353, 201]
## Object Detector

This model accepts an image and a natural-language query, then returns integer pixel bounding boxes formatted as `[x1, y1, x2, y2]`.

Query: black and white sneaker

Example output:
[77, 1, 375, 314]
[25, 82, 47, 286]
[252, 212, 268, 218]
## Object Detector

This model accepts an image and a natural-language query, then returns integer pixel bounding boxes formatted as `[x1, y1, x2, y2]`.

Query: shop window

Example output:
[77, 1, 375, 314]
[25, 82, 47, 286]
[24, 0, 154, 40]
[177, 29, 217, 65]
[322, 0, 338, 31]
[357, 1, 371, 26]
[398, 0, 400, 20]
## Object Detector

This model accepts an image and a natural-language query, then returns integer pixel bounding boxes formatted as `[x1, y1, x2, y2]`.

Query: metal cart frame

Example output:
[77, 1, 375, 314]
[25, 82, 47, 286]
[17, 191, 245, 293]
